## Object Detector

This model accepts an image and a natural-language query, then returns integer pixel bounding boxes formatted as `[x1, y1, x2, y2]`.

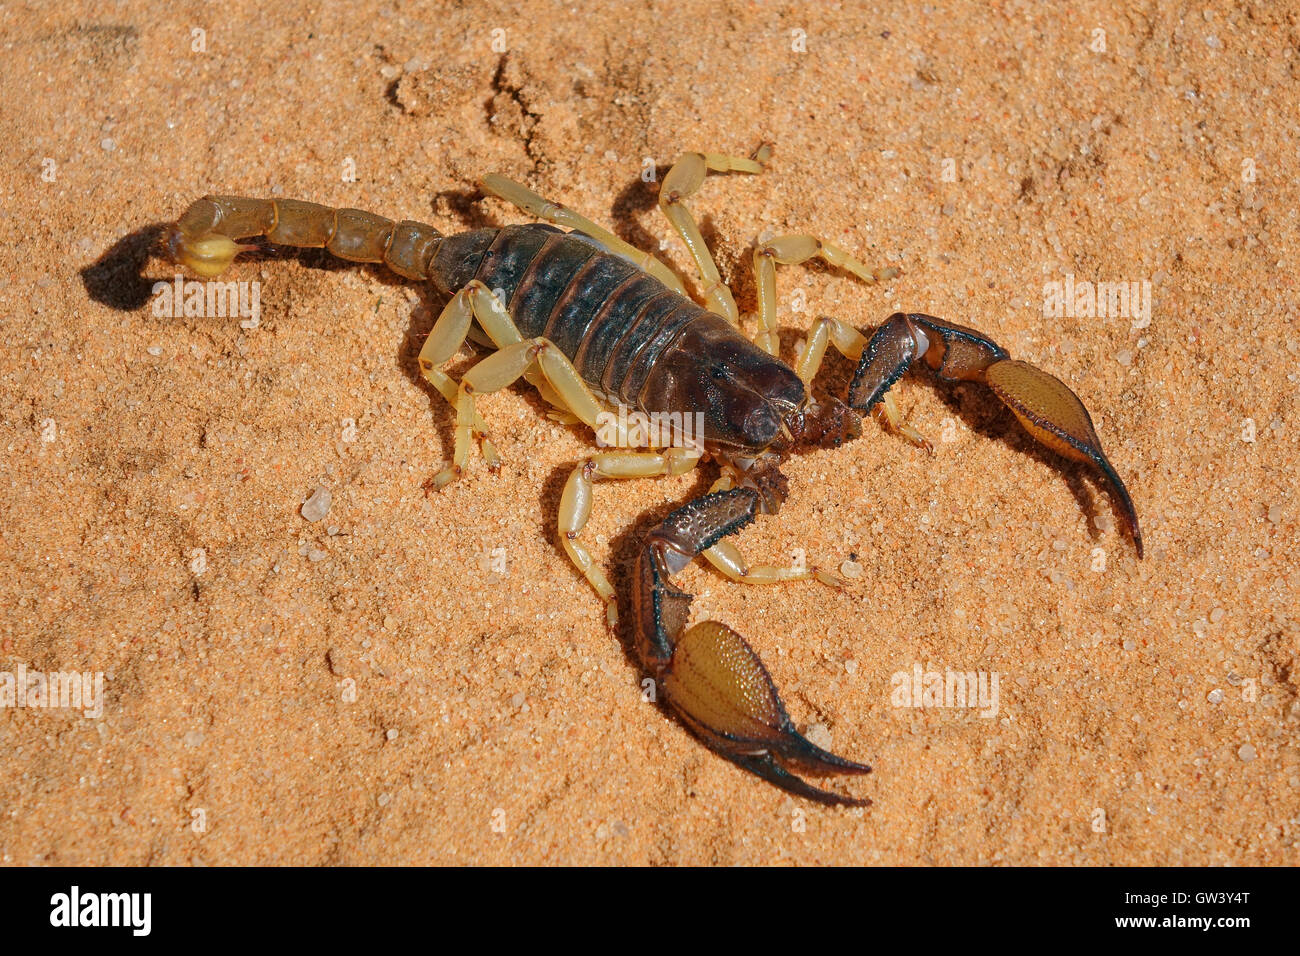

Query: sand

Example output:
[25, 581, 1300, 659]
[0, 0, 1296, 865]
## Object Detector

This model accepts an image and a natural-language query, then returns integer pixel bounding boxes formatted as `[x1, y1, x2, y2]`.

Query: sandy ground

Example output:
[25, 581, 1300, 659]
[1, 0, 1296, 865]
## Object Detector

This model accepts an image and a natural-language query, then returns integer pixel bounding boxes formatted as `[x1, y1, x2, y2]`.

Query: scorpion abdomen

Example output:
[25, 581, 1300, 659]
[454, 224, 721, 412]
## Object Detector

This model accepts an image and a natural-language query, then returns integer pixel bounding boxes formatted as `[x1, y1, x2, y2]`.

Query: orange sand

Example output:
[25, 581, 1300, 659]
[0, 0, 1295, 864]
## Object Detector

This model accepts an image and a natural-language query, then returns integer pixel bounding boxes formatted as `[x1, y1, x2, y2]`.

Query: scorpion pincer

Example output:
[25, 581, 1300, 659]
[167, 144, 1141, 806]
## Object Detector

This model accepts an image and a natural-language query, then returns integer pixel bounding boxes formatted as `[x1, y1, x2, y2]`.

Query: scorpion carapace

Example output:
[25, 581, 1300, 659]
[167, 144, 1142, 806]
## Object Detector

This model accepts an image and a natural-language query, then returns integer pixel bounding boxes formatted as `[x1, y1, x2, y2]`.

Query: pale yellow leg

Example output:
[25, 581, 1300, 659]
[794, 315, 867, 384]
[753, 234, 900, 356]
[659, 145, 771, 323]
[558, 449, 701, 626]
[699, 473, 845, 589]
[481, 174, 687, 296]
[433, 337, 638, 487]
[417, 280, 505, 470]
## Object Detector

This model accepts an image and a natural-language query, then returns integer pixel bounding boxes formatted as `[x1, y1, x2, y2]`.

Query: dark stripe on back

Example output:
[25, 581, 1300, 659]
[544, 252, 640, 361]
[598, 289, 683, 398]
[573, 274, 666, 382]
[508, 234, 600, 340]
[429, 229, 498, 296]
[469, 224, 562, 321]
[620, 300, 706, 405]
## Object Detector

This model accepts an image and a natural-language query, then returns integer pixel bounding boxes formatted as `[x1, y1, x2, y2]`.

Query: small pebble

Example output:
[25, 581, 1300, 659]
[100, 137, 116, 151]
[386, 728, 399, 741]
[1207, 689, 1224, 704]
[839, 559, 863, 579]
[147, 345, 162, 357]
[183, 731, 205, 747]
[378, 793, 391, 806]
[1115, 349, 1133, 366]
[301, 487, 332, 522]
[804, 722, 832, 750]
[510, 692, 525, 708]
[1267, 504, 1282, 524]
[1237, 744, 1256, 762]
[1209, 607, 1224, 624]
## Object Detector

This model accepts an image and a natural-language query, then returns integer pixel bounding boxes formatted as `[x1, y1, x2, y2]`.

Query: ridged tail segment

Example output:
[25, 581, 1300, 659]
[465, 223, 711, 406]
[171, 195, 445, 280]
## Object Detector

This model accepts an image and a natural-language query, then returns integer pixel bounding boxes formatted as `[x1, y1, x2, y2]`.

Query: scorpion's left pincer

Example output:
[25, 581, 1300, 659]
[633, 488, 872, 806]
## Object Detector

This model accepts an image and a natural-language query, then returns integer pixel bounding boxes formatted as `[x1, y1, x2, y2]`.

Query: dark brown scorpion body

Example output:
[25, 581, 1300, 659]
[168, 146, 1142, 805]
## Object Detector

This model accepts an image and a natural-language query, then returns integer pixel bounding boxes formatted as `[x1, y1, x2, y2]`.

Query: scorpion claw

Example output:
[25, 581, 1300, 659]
[634, 489, 871, 805]
[662, 620, 871, 807]
[851, 313, 1143, 556]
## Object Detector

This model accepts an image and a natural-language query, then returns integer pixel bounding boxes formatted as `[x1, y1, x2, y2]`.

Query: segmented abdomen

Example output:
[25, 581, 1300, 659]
[442, 223, 711, 408]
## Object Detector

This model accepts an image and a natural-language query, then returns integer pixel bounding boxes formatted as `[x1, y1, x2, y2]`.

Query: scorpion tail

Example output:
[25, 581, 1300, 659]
[168, 195, 445, 282]
[633, 489, 871, 807]
[849, 312, 1143, 558]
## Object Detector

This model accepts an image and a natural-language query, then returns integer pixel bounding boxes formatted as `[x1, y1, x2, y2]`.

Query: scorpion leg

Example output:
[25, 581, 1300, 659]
[849, 312, 1143, 556]
[433, 338, 624, 487]
[658, 145, 771, 324]
[633, 488, 871, 806]
[416, 280, 507, 471]
[480, 174, 687, 296]
[700, 474, 846, 589]
[559, 449, 702, 628]
[753, 235, 900, 357]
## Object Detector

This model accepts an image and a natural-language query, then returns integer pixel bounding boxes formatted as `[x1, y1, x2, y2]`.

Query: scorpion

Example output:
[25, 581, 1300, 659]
[167, 144, 1141, 806]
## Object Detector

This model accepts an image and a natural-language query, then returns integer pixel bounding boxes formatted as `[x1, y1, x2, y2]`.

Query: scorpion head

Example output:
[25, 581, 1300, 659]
[647, 316, 809, 453]
[647, 314, 863, 461]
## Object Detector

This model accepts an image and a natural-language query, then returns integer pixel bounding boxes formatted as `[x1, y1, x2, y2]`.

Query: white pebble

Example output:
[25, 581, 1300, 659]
[839, 559, 863, 579]
[1237, 744, 1256, 762]
[301, 487, 332, 522]
[386, 728, 399, 741]
[804, 722, 832, 750]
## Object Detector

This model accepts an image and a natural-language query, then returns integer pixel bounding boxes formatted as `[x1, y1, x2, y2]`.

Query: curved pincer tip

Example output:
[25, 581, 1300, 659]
[661, 620, 871, 807]
[984, 359, 1143, 557]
